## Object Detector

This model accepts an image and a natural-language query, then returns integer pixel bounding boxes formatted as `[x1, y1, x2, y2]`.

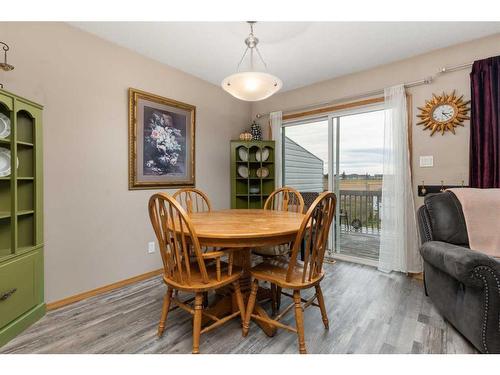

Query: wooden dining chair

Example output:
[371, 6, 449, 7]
[264, 186, 305, 213]
[253, 187, 305, 315]
[148, 193, 245, 354]
[173, 188, 212, 213]
[242, 191, 336, 354]
[173, 188, 215, 306]
[253, 187, 304, 257]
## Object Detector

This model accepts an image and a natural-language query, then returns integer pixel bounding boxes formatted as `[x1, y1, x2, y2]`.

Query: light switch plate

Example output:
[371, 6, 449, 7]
[419, 156, 434, 168]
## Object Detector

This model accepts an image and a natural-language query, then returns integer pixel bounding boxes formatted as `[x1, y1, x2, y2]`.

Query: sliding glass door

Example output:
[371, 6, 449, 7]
[282, 103, 385, 264]
[330, 108, 384, 262]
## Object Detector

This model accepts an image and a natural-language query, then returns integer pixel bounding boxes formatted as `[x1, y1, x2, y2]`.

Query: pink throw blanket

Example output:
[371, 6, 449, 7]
[448, 188, 500, 259]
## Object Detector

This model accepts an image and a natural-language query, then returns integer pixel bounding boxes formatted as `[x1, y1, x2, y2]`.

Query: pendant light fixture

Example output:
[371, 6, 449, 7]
[0, 42, 14, 72]
[0, 42, 14, 89]
[221, 21, 282, 102]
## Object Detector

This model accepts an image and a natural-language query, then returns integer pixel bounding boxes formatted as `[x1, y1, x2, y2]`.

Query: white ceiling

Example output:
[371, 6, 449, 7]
[70, 22, 500, 92]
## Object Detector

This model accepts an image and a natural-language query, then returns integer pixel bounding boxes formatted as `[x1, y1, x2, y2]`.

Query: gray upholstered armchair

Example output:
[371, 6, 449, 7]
[417, 191, 500, 353]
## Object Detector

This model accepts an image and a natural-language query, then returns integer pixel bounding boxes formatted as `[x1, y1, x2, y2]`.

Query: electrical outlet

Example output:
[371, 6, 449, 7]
[148, 241, 155, 254]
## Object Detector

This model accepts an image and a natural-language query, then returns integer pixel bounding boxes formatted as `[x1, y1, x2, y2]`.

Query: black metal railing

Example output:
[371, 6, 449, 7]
[338, 190, 382, 234]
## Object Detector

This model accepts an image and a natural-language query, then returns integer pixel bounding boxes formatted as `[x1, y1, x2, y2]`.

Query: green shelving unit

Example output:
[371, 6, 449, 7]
[0, 89, 44, 347]
[230, 140, 275, 209]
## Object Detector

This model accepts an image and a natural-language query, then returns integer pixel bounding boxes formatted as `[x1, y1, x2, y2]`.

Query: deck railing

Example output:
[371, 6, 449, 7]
[338, 190, 382, 234]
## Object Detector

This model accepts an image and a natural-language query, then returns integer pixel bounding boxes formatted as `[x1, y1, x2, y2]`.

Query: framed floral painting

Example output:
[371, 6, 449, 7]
[128, 88, 195, 189]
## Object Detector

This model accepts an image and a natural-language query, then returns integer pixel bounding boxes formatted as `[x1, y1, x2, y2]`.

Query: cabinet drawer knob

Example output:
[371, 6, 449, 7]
[0, 288, 17, 301]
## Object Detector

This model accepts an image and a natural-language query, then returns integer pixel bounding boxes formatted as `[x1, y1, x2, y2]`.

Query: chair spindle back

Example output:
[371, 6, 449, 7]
[287, 191, 336, 283]
[149, 193, 209, 285]
[173, 188, 212, 214]
[264, 187, 305, 213]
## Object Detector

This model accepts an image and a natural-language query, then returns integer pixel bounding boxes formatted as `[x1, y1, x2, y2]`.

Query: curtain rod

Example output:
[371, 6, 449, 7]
[255, 61, 474, 119]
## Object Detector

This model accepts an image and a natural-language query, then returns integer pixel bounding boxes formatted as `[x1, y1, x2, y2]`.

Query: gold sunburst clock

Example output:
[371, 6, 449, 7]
[417, 90, 470, 136]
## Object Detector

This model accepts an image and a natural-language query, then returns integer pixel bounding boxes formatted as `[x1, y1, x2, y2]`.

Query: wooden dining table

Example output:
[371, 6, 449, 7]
[188, 208, 305, 337]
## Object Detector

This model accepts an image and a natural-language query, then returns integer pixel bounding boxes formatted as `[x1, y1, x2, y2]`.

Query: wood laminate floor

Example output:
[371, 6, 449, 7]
[0, 261, 478, 354]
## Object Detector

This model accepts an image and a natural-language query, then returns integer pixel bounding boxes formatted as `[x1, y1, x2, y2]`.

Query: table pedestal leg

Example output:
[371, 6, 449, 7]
[202, 248, 276, 337]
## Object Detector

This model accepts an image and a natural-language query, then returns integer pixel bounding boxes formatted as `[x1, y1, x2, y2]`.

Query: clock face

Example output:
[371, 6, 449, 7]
[417, 91, 470, 135]
[432, 104, 456, 123]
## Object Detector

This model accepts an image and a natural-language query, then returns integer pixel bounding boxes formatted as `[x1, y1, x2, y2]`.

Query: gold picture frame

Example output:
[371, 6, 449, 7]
[128, 88, 196, 189]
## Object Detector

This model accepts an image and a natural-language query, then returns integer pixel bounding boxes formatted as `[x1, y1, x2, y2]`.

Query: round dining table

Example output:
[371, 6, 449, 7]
[188, 208, 305, 337]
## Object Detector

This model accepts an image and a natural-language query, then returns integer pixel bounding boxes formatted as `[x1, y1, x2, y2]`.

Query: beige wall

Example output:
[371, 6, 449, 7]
[251, 33, 500, 207]
[0, 22, 251, 302]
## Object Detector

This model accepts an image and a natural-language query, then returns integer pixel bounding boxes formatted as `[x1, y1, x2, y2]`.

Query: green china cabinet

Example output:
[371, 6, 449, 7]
[0, 89, 44, 347]
[230, 140, 275, 209]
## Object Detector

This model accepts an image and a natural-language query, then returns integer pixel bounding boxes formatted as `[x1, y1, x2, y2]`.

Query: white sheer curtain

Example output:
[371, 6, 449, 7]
[270, 111, 283, 188]
[378, 85, 422, 273]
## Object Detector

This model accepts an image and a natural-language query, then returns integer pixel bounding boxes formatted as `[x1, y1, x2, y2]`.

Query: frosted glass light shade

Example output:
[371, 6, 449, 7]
[221, 71, 282, 101]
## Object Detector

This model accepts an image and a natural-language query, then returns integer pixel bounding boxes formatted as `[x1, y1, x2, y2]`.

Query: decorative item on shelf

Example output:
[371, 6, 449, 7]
[221, 22, 282, 101]
[256, 167, 269, 178]
[0, 147, 11, 177]
[128, 88, 195, 189]
[0, 112, 10, 139]
[0, 147, 18, 177]
[237, 165, 249, 178]
[417, 90, 470, 136]
[249, 186, 260, 194]
[250, 121, 262, 140]
[239, 131, 253, 141]
[237, 146, 249, 161]
[255, 147, 270, 162]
